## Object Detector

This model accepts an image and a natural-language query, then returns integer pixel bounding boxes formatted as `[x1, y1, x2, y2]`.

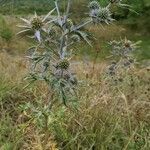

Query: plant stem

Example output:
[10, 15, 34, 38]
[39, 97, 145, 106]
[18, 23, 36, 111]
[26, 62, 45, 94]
[55, 0, 60, 17]
[59, 0, 72, 58]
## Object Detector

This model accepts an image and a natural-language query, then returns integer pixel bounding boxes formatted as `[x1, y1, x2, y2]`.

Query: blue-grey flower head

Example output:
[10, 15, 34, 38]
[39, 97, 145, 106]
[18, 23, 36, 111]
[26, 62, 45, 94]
[89, 1, 100, 10]
[90, 7, 114, 24]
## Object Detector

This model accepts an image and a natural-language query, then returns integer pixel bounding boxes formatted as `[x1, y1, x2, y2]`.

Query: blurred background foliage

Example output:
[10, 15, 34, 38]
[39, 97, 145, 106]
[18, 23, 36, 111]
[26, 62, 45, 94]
[0, 0, 149, 33]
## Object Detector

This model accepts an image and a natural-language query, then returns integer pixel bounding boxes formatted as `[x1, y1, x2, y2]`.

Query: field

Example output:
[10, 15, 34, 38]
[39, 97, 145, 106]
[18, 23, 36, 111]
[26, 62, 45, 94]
[0, 0, 150, 150]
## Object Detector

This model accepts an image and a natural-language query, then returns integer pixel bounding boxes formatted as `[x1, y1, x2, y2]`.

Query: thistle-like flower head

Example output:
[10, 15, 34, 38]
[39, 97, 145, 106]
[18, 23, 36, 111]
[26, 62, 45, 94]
[17, 8, 56, 42]
[90, 7, 114, 24]
[56, 59, 70, 70]
[89, 1, 100, 10]
[109, 38, 140, 57]
[124, 38, 132, 48]
[31, 16, 43, 30]
[97, 8, 112, 21]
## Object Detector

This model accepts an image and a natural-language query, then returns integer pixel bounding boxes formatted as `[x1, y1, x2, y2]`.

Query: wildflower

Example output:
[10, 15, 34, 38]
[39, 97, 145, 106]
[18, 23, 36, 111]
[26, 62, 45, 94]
[54, 69, 77, 85]
[17, 9, 56, 42]
[56, 59, 70, 70]
[107, 62, 117, 76]
[31, 16, 43, 30]
[109, 38, 140, 57]
[90, 7, 114, 24]
[88, 1, 100, 10]
[123, 58, 135, 67]
[47, 27, 57, 40]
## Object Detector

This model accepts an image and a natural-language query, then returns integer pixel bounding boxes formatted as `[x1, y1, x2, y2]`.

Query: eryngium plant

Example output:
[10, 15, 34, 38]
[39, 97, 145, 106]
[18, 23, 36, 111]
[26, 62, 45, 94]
[106, 38, 141, 79]
[18, 0, 127, 105]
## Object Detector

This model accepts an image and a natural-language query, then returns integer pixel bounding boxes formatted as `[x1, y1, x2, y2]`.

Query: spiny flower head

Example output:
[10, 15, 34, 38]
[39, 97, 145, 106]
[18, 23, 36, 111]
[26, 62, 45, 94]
[56, 59, 70, 70]
[123, 58, 135, 67]
[97, 7, 112, 21]
[89, 1, 100, 10]
[46, 27, 57, 39]
[31, 17, 43, 30]
[17, 8, 56, 42]
[90, 7, 114, 24]
[109, 38, 140, 57]
[54, 69, 77, 85]
[123, 38, 132, 48]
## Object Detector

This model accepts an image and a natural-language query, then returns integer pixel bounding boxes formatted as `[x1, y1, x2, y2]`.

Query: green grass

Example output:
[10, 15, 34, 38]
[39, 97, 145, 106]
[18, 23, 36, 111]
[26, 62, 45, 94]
[0, 0, 54, 15]
[132, 36, 150, 61]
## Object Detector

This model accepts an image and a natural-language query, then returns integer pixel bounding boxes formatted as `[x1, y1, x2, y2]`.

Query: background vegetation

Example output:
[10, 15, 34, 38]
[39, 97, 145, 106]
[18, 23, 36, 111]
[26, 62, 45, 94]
[0, 0, 150, 60]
